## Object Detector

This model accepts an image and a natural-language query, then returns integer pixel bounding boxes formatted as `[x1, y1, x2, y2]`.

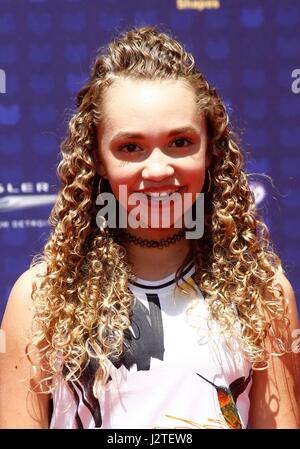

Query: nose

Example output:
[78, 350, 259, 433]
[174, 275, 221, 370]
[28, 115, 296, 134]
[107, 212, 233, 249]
[141, 147, 175, 181]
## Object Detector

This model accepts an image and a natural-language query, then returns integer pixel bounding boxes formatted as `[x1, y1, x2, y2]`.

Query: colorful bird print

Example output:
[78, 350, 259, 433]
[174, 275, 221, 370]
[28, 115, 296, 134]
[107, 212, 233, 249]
[196, 370, 253, 429]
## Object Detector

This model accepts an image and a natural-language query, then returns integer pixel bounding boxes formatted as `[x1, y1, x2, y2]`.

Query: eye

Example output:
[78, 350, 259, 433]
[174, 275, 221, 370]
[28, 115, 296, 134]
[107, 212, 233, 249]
[170, 137, 193, 148]
[118, 143, 141, 153]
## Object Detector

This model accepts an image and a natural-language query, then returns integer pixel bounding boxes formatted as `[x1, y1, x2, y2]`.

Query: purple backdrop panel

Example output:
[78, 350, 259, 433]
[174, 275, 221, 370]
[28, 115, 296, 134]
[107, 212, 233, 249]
[1, 0, 299, 321]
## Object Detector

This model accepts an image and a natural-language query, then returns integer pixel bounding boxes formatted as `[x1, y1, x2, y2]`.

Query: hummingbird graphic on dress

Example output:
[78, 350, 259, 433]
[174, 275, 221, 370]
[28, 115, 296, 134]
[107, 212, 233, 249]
[196, 370, 253, 429]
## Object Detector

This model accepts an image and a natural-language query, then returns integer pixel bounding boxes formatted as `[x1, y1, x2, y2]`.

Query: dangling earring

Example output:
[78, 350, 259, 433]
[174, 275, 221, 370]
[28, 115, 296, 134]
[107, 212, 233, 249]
[96, 176, 107, 232]
[98, 176, 103, 195]
[203, 169, 211, 194]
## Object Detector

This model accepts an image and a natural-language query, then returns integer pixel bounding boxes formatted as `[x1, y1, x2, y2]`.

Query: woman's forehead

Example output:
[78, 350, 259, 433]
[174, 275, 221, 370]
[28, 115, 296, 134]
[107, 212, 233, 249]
[103, 76, 195, 103]
[100, 78, 202, 132]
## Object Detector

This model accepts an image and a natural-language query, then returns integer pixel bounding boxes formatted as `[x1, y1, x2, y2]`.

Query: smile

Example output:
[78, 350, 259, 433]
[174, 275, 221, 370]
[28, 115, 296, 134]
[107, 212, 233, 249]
[145, 188, 181, 199]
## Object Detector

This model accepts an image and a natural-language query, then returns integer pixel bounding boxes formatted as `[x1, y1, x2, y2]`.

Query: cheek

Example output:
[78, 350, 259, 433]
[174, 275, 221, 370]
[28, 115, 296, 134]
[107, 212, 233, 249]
[105, 167, 136, 207]
[108, 169, 132, 186]
[184, 159, 206, 185]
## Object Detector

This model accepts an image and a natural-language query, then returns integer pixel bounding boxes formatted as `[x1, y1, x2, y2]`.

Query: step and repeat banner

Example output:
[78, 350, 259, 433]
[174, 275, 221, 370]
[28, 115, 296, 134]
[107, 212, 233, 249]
[0, 0, 299, 320]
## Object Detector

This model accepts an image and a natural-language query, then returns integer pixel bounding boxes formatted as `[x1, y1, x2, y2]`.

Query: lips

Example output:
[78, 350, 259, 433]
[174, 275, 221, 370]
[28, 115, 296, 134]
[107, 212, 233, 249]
[137, 186, 184, 194]
[130, 186, 186, 208]
[146, 188, 185, 208]
[145, 188, 181, 199]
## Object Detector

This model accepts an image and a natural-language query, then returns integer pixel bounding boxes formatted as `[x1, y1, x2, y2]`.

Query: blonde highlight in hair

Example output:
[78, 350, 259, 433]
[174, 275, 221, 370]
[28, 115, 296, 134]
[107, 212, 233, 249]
[29, 25, 288, 399]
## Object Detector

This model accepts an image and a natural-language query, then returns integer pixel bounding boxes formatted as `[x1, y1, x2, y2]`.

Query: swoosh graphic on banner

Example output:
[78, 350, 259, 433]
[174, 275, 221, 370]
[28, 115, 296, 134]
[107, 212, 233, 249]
[0, 195, 56, 212]
[0, 184, 265, 212]
[249, 182, 266, 205]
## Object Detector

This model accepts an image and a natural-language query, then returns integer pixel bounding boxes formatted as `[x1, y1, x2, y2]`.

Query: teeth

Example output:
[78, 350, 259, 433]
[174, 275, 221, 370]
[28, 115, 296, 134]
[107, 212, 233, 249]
[146, 189, 180, 198]
[148, 192, 162, 198]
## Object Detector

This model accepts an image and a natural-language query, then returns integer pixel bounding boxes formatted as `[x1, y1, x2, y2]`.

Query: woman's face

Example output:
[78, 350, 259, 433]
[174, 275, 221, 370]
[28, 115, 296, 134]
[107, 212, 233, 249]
[96, 77, 210, 230]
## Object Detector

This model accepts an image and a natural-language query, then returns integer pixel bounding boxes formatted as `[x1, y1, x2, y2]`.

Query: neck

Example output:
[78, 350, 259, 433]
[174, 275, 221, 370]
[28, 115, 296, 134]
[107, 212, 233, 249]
[116, 227, 194, 281]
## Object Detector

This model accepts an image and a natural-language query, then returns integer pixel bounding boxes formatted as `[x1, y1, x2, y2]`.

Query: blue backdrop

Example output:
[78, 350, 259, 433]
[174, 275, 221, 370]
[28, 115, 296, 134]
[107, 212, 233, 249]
[1, 0, 300, 321]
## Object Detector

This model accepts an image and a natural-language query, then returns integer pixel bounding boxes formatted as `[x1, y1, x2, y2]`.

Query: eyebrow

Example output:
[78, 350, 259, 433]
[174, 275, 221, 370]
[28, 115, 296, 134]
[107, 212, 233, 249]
[110, 126, 199, 143]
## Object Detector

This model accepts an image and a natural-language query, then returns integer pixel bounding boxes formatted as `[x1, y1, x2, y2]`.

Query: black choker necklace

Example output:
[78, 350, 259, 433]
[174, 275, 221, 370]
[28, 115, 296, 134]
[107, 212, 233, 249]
[111, 229, 186, 249]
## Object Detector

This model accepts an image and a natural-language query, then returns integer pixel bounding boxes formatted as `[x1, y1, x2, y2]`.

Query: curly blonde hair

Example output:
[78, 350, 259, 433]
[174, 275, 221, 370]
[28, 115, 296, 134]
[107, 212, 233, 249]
[29, 25, 290, 399]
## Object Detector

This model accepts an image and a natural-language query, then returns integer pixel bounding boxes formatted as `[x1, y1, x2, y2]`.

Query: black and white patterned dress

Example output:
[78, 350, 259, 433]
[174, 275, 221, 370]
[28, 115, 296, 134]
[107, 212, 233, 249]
[50, 261, 253, 429]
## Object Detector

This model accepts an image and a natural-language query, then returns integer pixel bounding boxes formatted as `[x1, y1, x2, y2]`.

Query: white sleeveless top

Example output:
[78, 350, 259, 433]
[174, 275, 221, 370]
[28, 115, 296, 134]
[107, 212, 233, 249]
[50, 262, 253, 429]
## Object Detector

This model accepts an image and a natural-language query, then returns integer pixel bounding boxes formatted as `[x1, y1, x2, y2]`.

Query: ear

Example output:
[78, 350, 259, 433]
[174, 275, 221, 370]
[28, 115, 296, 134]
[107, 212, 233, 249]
[92, 149, 107, 178]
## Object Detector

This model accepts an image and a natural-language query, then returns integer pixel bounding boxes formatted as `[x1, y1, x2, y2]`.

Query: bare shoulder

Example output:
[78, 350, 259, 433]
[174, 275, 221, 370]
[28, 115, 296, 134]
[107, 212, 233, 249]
[2, 261, 47, 324]
[248, 266, 300, 429]
[1, 262, 45, 330]
[12, 261, 47, 296]
[0, 262, 49, 429]
[273, 267, 299, 328]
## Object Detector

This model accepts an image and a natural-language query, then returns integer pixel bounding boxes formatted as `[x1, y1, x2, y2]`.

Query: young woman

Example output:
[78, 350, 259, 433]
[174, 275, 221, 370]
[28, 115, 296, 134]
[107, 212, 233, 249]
[0, 26, 299, 429]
